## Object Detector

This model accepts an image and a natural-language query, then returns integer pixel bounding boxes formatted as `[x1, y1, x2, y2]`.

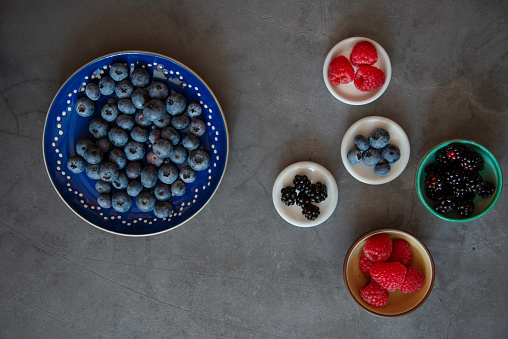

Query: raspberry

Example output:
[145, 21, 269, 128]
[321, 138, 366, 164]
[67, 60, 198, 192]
[359, 254, 374, 279]
[354, 66, 385, 92]
[350, 41, 378, 66]
[328, 55, 355, 85]
[370, 262, 407, 292]
[363, 234, 392, 262]
[400, 267, 425, 293]
[388, 239, 413, 266]
[360, 280, 389, 307]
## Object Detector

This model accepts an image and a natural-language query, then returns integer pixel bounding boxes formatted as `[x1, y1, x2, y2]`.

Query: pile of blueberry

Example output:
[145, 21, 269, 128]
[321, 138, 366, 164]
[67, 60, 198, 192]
[346, 128, 400, 176]
[66, 63, 210, 218]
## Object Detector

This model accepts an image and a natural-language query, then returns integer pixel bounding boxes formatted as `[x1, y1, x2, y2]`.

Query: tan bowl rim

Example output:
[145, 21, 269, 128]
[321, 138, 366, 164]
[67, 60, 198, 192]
[343, 228, 435, 317]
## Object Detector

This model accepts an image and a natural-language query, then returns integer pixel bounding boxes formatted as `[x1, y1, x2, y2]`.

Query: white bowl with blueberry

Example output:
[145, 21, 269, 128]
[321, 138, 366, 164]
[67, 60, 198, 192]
[341, 116, 410, 185]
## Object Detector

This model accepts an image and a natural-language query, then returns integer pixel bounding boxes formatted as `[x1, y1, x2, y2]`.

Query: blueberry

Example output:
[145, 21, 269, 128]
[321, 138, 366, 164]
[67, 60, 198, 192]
[171, 114, 189, 130]
[112, 190, 132, 213]
[188, 118, 206, 136]
[146, 151, 164, 167]
[130, 126, 149, 142]
[101, 102, 119, 122]
[124, 140, 145, 161]
[98, 162, 119, 182]
[158, 164, 178, 184]
[143, 99, 166, 121]
[115, 79, 134, 99]
[112, 171, 129, 190]
[153, 113, 172, 128]
[152, 139, 173, 158]
[381, 144, 401, 164]
[374, 162, 391, 176]
[95, 137, 113, 152]
[76, 139, 94, 157]
[362, 147, 381, 167]
[369, 128, 390, 149]
[154, 201, 173, 218]
[89, 117, 109, 139]
[109, 148, 127, 169]
[97, 193, 112, 209]
[182, 134, 200, 150]
[186, 102, 202, 117]
[118, 98, 136, 114]
[134, 109, 152, 127]
[85, 163, 101, 180]
[179, 166, 196, 183]
[130, 68, 150, 88]
[154, 182, 171, 201]
[347, 147, 363, 165]
[147, 81, 169, 99]
[83, 146, 103, 164]
[85, 83, 100, 101]
[354, 135, 370, 152]
[95, 179, 112, 194]
[126, 180, 143, 197]
[115, 114, 135, 130]
[165, 91, 186, 115]
[140, 165, 158, 188]
[136, 190, 157, 212]
[125, 161, 142, 179]
[169, 144, 188, 164]
[149, 128, 161, 144]
[108, 127, 129, 147]
[109, 63, 129, 81]
[66, 155, 85, 173]
[75, 97, 95, 117]
[131, 88, 150, 109]
[171, 179, 186, 196]
[98, 76, 115, 96]
[161, 127, 180, 145]
[188, 149, 210, 171]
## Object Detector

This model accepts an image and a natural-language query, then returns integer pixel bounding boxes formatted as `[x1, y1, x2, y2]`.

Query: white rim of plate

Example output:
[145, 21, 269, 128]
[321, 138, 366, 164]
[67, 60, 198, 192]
[340, 116, 410, 185]
[323, 37, 392, 105]
[272, 161, 338, 227]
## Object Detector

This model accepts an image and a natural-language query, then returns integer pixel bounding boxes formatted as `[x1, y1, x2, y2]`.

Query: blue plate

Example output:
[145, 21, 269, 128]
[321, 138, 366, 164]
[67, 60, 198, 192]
[43, 51, 228, 236]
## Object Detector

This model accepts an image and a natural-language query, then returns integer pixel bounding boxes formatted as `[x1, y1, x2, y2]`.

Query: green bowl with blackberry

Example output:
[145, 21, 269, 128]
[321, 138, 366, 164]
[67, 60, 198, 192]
[416, 139, 503, 222]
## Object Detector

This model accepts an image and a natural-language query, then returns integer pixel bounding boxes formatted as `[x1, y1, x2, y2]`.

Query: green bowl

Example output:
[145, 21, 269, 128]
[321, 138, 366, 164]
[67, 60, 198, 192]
[416, 139, 503, 222]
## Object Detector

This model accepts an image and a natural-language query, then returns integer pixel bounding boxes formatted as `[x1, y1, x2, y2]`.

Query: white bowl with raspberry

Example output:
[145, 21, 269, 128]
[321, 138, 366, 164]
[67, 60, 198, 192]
[323, 37, 392, 105]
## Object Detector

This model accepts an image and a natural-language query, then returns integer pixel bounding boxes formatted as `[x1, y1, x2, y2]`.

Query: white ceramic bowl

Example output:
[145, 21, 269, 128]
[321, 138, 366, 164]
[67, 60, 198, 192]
[272, 161, 338, 227]
[323, 37, 392, 105]
[341, 116, 410, 185]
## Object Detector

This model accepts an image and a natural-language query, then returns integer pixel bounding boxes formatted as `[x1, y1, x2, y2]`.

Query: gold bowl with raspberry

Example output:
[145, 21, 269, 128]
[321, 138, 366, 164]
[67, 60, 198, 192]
[343, 228, 435, 317]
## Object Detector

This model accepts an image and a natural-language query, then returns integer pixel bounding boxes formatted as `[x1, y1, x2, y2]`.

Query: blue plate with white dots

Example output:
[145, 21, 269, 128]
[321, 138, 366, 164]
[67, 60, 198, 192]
[43, 51, 228, 236]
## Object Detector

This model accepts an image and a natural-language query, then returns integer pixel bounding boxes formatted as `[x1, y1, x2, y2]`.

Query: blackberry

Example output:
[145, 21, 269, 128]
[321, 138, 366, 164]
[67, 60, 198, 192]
[296, 192, 311, 207]
[293, 175, 311, 193]
[452, 183, 471, 199]
[444, 143, 469, 162]
[425, 163, 443, 176]
[302, 203, 320, 221]
[459, 151, 485, 172]
[456, 199, 475, 217]
[425, 173, 445, 192]
[435, 149, 451, 165]
[434, 195, 456, 214]
[281, 186, 297, 206]
[477, 180, 495, 199]
[307, 182, 328, 203]
[425, 188, 442, 201]
[443, 167, 463, 188]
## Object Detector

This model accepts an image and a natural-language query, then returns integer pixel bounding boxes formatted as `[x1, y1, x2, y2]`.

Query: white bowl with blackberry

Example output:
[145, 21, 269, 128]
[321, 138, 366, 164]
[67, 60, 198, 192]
[341, 116, 410, 185]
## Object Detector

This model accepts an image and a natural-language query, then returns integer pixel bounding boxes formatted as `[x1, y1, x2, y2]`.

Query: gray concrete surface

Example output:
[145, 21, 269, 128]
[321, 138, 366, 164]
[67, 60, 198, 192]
[1, 1, 507, 338]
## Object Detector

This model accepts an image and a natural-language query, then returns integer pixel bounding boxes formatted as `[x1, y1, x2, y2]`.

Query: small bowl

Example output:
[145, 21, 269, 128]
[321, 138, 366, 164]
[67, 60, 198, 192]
[343, 228, 435, 317]
[272, 161, 338, 227]
[323, 37, 392, 105]
[416, 139, 503, 222]
[341, 116, 410, 185]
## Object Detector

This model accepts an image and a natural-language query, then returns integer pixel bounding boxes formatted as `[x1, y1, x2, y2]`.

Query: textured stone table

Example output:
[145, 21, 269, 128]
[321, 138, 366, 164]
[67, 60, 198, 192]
[1, 1, 507, 338]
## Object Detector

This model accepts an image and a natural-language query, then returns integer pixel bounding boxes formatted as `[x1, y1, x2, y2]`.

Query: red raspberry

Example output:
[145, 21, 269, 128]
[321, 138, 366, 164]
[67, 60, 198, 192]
[360, 280, 389, 307]
[388, 239, 413, 266]
[350, 41, 378, 66]
[363, 234, 392, 262]
[400, 267, 425, 293]
[370, 261, 407, 292]
[359, 254, 374, 279]
[328, 55, 355, 85]
[354, 66, 385, 92]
